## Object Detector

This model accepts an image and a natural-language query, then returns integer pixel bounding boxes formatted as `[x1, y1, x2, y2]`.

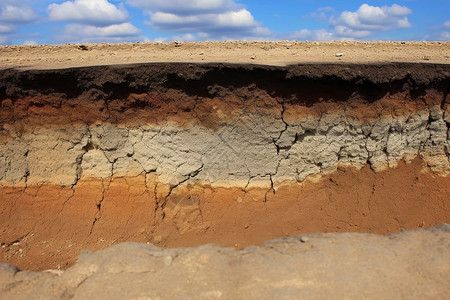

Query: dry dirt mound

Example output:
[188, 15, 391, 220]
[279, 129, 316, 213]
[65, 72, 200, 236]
[1, 225, 450, 299]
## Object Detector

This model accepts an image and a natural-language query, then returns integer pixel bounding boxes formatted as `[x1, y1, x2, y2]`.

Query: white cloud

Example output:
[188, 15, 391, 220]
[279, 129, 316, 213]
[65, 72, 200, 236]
[63, 22, 141, 38]
[47, 0, 143, 43]
[54, 22, 144, 43]
[334, 26, 371, 39]
[23, 40, 38, 45]
[332, 4, 412, 38]
[150, 9, 264, 33]
[48, 0, 129, 26]
[0, 4, 37, 44]
[127, 0, 270, 40]
[0, 4, 37, 23]
[290, 29, 334, 41]
[172, 33, 198, 42]
[0, 24, 13, 33]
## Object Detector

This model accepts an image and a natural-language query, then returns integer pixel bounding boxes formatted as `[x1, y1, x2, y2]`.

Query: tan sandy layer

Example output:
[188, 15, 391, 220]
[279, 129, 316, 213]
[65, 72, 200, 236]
[1, 41, 449, 70]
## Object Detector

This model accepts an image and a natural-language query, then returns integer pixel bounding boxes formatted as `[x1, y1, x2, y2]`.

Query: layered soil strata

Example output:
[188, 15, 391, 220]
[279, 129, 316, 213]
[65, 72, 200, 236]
[1, 63, 450, 271]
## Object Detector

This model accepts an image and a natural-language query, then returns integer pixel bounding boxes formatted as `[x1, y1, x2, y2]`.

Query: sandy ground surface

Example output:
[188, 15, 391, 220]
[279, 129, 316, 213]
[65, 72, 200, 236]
[1, 41, 449, 70]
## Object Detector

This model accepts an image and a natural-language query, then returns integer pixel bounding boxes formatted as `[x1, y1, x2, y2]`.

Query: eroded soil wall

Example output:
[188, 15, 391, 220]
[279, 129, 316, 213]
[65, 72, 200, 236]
[1, 63, 450, 271]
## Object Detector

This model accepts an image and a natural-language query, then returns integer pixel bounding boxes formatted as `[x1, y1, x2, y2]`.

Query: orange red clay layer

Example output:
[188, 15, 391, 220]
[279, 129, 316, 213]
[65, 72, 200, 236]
[1, 158, 449, 271]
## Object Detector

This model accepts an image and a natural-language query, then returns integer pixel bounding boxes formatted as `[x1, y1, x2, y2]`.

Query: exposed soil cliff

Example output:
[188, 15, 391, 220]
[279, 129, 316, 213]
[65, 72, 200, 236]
[1, 62, 450, 272]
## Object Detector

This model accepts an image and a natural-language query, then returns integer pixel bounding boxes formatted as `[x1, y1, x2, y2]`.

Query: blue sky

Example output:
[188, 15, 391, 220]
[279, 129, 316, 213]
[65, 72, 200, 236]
[1, 0, 449, 45]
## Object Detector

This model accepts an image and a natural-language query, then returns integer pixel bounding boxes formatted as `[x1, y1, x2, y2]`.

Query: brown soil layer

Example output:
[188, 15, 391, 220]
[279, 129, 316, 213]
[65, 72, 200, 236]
[1, 63, 449, 136]
[1, 158, 450, 271]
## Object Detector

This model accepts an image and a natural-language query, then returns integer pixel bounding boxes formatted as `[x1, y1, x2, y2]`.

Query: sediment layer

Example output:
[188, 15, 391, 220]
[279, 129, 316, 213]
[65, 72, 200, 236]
[1, 63, 450, 271]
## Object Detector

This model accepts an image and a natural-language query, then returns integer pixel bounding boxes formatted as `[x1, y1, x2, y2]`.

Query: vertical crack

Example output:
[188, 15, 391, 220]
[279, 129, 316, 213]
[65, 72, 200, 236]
[273, 102, 289, 154]
[264, 175, 275, 203]
[89, 179, 106, 235]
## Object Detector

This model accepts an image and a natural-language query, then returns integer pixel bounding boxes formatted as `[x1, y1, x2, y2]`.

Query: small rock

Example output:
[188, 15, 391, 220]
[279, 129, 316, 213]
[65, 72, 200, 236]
[174, 41, 182, 47]
[250, 55, 256, 60]
[164, 255, 173, 266]
[300, 236, 309, 243]
[422, 56, 431, 61]
[335, 53, 343, 57]
[77, 45, 88, 51]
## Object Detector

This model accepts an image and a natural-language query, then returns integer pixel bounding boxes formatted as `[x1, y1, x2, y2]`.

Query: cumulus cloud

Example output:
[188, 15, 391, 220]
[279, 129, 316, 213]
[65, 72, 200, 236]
[55, 22, 142, 43]
[331, 4, 412, 38]
[289, 29, 334, 41]
[0, 3, 38, 44]
[47, 0, 144, 43]
[0, 4, 37, 23]
[334, 26, 371, 39]
[127, 0, 270, 41]
[64, 22, 141, 38]
[48, 0, 129, 26]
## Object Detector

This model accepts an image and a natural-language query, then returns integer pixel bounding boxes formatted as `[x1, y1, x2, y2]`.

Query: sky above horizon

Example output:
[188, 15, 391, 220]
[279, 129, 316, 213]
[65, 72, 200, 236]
[1, 0, 449, 45]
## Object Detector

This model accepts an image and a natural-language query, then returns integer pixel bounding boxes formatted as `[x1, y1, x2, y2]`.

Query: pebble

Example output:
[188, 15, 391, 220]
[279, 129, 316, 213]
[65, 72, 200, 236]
[300, 236, 309, 243]
[77, 45, 88, 51]
[335, 53, 343, 57]
[250, 55, 256, 60]
[164, 255, 173, 266]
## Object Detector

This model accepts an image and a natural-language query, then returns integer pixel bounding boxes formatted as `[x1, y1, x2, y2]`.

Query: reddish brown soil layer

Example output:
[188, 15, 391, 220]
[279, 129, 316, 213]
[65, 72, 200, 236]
[1, 158, 449, 271]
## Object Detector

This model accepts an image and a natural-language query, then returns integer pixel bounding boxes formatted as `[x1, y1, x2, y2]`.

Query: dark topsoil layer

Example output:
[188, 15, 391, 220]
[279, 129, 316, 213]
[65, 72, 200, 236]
[1, 63, 449, 106]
